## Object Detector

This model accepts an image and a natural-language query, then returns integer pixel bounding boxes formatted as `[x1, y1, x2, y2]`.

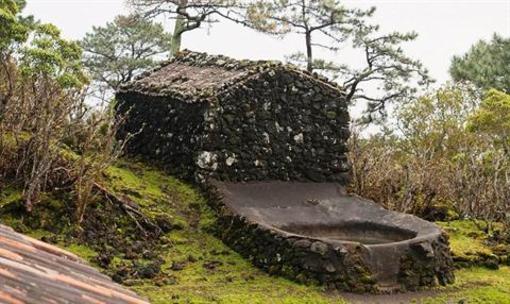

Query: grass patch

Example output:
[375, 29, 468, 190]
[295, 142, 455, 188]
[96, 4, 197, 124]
[65, 243, 99, 260]
[437, 220, 494, 259]
[417, 267, 510, 304]
[109, 162, 509, 304]
[132, 229, 345, 304]
[104, 160, 208, 230]
[104, 160, 343, 303]
[0, 187, 22, 207]
[1, 160, 509, 303]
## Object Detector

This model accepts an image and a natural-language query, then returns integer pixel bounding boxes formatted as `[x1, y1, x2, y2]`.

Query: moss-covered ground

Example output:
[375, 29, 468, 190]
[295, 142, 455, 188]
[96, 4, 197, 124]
[103, 161, 344, 303]
[1, 160, 509, 303]
[417, 266, 510, 304]
[437, 220, 509, 268]
[437, 220, 494, 258]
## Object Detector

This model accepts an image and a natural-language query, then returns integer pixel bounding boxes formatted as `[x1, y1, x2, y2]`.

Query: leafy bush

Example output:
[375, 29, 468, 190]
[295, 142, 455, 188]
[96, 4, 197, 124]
[349, 85, 510, 237]
[0, 1, 127, 222]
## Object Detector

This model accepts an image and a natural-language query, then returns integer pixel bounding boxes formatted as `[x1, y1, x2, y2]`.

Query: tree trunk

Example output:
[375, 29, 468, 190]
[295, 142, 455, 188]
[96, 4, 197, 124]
[170, 0, 188, 56]
[305, 31, 313, 72]
[0, 55, 14, 122]
[171, 17, 184, 56]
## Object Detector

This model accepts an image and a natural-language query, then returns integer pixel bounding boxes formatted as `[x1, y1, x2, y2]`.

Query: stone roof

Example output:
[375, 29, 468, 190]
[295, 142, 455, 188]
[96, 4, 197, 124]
[0, 224, 149, 304]
[117, 50, 343, 103]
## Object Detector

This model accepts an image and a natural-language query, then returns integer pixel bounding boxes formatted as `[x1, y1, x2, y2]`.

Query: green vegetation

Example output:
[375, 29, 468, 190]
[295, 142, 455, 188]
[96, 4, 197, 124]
[418, 267, 510, 304]
[0, 1, 123, 220]
[450, 34, 510, 94]
[102, 161, 345, 304]
[104, 160, 205, 230]
[1, 159, 510, 303]
[0, 158, 343, 303]
[437, 220, 509, 271]
[110, 163, 508, 303]
[438, 220, 494, 259]
[66, 243, 98, 261]
[349, 86, 510, 238]
[132, 231, 344, 304]
[0, 0, 32, 52]
[468, 89, 510, 153]
[0, 187, 22, 207]
[81, 14, 172, 93]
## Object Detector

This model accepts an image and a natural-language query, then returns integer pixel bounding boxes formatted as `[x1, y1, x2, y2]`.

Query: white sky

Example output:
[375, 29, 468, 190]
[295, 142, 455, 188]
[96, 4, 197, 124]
[25, 0, 510, 82]
[24, 0, 510, 120]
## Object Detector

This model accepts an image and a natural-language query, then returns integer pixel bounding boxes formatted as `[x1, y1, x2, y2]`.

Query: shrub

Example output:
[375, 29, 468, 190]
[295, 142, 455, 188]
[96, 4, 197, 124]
[349, 85, 510, 237]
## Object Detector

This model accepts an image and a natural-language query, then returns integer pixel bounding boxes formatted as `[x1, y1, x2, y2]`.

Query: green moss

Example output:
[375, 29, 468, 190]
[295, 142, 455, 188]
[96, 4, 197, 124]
[417, 267, 510, 304]
[0, 187, 26, 230]
[133, 230, 343, 304]
[103, 160, 207, 230]
[100, 164, 510, 304]
[1, 159, 510, 303]
[437, 220, 494, 260]
[103, 160, 344, 304]
[58, 145, 80, 162]
[326, 111, 337, 119]
[0, 187, 22, 207]
[0, 132, 30, 151]
[65, 243, 98, 261]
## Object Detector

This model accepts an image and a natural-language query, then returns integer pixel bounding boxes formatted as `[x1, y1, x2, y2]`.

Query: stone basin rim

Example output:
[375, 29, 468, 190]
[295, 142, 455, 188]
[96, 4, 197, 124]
[211, 179, 444, 248]
[249, 219, 442, 248]
[210, 180, 455, 292]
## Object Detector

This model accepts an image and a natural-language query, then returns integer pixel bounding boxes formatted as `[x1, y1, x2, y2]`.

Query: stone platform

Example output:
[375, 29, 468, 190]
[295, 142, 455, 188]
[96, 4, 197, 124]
[208, 181, 455, 292]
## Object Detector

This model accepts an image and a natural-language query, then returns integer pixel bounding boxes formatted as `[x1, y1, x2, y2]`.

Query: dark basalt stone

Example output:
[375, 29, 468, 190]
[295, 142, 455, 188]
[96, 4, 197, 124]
[115, 51, 350, 184]
[207, 181, 455, 293]
[115, 50, 455, 293]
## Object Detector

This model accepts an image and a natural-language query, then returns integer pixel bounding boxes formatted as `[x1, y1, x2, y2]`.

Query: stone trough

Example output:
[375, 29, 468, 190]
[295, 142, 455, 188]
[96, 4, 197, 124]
[209, 181, 455, 293]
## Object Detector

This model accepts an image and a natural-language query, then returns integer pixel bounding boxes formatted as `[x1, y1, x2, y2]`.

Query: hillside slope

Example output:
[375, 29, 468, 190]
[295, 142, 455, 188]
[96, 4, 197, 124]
[0, 160, 508, 304]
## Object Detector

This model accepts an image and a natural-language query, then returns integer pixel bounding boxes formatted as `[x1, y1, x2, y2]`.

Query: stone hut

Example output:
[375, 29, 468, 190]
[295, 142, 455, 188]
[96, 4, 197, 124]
[116, 50, 350, 183]
[115, 51, 455, 292]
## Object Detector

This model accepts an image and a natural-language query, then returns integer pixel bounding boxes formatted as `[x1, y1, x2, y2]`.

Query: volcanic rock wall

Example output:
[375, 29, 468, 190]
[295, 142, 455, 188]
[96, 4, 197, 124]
[116, 92, 207, 179]
[199, 67, 350, 183]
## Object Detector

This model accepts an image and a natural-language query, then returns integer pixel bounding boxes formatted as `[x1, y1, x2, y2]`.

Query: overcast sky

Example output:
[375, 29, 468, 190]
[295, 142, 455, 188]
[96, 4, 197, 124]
[24, 0, 510, 120]
[25, 0, 510, 83]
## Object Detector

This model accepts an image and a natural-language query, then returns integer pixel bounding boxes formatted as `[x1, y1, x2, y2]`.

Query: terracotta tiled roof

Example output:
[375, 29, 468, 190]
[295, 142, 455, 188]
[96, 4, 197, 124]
[0, 224, 150, 304]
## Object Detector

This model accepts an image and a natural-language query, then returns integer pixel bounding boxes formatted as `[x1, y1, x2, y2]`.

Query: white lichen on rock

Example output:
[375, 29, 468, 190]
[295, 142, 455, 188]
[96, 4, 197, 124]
[293, 133, 304, 144]
[197, 151, 218, 171]
[226, 155, 237, 166]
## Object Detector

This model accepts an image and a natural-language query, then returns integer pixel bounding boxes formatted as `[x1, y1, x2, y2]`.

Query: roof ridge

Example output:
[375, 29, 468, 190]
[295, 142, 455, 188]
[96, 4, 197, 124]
[133, 50, 333, 81]
[118, 50, 344, 101]
[173, 49, 282, 70]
